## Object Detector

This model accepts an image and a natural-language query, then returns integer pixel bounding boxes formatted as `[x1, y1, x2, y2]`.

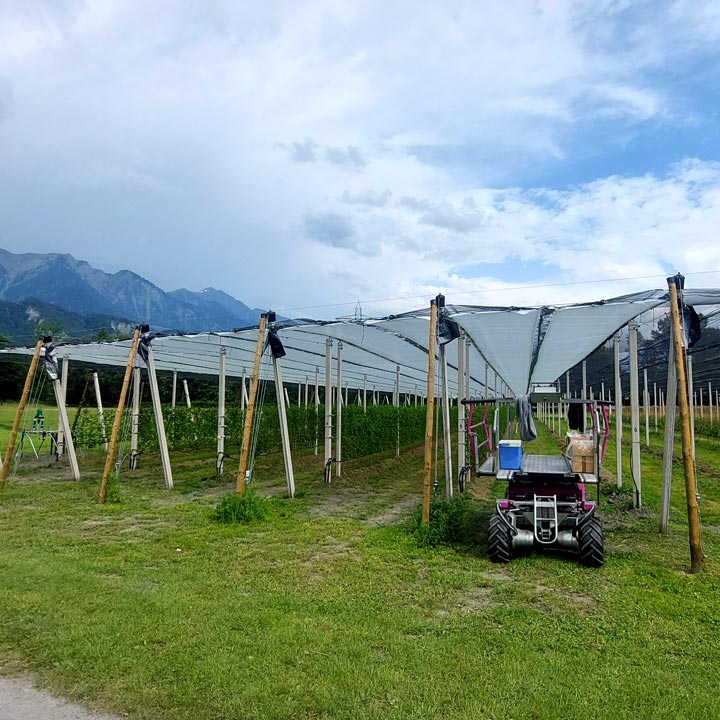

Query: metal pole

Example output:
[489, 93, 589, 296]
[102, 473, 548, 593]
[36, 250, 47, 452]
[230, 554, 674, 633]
[687, 355, 696, 464]
[708, 381, 713, 425]
[654, 382, 658, 433]
[273, 353, 295, 497]
[92, 371, 109, 452]
[146, 346, 173, 490]
[440, 343, 453, 498]
[644, 368, 650, 447]
[395, 364, 401, 458]
[628, 323, 642, 506]
[660, 324, 677, 534]
[566, 370, 571, 438]
[130, 367, 140, 469]
[324, 339, 333, 468]
[363, 375, 367, 413]
[0, 340, 43, 488]
[241, 368, 247, 411]
[54, 355, 69, 458]
[99, 329, 141, 503]
[457, 334, 465, 483]
[171, 371, 177, 409]
[314, 366, 320, 456]
[582, 359, 587, 433]
[423, 301, 438, 524]
[237, 316, 267, 494]
[217, 347, 226, 474]
[336, 341, 343, 478]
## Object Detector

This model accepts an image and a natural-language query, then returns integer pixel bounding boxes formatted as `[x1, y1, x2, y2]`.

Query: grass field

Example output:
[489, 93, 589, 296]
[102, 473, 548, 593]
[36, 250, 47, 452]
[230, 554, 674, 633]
[1, 402, 720, 719]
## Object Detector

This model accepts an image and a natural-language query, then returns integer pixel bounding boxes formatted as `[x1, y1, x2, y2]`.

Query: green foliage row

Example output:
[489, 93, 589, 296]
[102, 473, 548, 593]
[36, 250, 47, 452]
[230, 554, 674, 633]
[72, 403, 444, 459]
[408, 496, 483, 547]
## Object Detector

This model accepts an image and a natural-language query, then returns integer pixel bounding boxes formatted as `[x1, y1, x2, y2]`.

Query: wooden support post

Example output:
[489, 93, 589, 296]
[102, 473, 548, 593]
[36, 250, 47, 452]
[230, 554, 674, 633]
[235, 313, 267, 495]
[146, 346, 173, 490]
[99, 329, 140, 503]
[660, 324, 677, 534]
[130, 367, 140, 469]
[423, 300, 438, 524]
[237, 316, 267, 494]
[628, 322, 642, 507]
[217, 347, 227, 474]
[324, 339, 333, 471]
[92, 371, 109, 452]
[440, 342, 453, 498]
[273, 352, 295, 497]
[336, 341, 343, 478]
[667, 278, 705, 572]
[0, 340, 42, 488]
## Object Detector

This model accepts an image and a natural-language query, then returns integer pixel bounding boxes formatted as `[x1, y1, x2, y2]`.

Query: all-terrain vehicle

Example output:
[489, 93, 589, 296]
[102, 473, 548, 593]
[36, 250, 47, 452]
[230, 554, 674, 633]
[461, 397, 609, 567]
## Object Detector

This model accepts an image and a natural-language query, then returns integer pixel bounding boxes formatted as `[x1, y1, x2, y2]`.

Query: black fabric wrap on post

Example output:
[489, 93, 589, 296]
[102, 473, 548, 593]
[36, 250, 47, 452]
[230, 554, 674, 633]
[266, 328, 286, 359]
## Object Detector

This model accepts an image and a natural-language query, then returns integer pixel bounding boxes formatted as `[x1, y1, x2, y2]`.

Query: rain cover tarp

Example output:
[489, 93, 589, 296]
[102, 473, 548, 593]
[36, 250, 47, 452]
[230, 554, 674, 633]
[4, 287, 720, 397]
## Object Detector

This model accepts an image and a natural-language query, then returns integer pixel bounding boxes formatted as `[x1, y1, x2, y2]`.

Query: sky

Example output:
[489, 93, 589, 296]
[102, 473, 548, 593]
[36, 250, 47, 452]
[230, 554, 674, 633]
[2, 0, 720, 319]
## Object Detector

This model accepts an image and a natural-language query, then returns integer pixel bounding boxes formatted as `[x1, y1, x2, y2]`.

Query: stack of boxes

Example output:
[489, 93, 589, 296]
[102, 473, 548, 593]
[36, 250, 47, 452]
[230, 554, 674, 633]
[565, 433, 595, 473]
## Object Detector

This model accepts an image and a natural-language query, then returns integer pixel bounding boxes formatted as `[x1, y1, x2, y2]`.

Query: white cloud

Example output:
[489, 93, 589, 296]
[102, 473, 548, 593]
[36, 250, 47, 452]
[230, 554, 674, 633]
[0, 1, 719, 318]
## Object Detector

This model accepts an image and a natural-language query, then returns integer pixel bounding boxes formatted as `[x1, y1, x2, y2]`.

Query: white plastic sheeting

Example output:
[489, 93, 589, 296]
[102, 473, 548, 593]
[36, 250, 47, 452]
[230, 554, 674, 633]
[4, 287, 720, 397]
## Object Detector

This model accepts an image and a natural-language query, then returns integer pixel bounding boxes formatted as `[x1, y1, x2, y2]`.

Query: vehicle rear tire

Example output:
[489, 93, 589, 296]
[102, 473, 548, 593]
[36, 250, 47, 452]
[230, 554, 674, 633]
[488, 513, 513, 563]
[578, 516, 604, 567]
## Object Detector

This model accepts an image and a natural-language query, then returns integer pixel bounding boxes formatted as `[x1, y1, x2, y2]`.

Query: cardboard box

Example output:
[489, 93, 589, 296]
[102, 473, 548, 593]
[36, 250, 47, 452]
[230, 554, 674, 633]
[570, 454, 595, 473]
[566, 434, 595, 473]
[499, 440, 523, 470]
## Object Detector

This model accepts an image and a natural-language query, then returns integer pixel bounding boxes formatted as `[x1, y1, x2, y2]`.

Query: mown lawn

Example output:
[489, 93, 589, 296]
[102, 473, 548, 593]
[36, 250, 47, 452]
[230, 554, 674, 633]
[1, 404, 719, 719]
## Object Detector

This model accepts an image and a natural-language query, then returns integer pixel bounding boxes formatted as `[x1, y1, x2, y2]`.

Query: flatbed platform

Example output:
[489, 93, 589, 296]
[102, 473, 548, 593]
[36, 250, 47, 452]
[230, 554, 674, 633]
[497, 454, 598, 484]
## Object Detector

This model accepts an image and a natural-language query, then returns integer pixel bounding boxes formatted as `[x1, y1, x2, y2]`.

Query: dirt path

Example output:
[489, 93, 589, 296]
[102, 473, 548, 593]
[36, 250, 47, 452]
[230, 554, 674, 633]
[0, 677, 119, 720]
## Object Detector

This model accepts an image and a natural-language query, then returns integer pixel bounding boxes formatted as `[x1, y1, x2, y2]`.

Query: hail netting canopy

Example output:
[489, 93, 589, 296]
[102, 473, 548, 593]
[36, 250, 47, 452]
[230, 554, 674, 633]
[3, 288, 720, 396]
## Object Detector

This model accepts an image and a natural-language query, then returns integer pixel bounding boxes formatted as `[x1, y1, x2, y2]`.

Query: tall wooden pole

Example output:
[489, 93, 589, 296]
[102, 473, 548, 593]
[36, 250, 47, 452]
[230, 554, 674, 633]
[668, 279, 705, 572]
[0, 340, 43, 488]
[99, 329, 141, 503]
[236, 315, 267, 494]
[423, 300, 438, 524]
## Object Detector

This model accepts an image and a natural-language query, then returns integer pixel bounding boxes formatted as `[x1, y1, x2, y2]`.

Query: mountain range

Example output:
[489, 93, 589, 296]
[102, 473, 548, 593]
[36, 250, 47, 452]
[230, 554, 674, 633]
[0, 249, 265, 344]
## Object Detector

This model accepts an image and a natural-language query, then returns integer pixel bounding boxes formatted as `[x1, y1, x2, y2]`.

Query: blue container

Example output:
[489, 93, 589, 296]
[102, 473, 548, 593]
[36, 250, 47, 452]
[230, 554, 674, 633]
[499, 440, 523, 470]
